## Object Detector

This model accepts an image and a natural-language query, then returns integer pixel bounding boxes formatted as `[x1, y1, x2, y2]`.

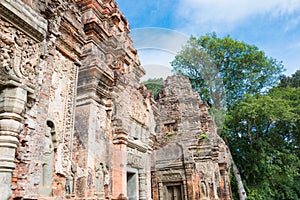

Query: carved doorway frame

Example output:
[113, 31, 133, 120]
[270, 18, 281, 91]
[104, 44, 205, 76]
[164, 182, 183, 200]
[127, 167, 139, 200]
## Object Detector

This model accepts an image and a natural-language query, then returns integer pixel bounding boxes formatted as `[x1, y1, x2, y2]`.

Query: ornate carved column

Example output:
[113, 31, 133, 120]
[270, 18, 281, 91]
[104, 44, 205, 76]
[158, 182, 164, 200]
[219, 165, 231, 200]
[0, 87, 27, 200]
[138, 170, 147, 200]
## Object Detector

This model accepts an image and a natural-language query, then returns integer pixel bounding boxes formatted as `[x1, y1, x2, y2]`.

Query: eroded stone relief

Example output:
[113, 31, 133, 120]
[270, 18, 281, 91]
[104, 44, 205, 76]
[39, 126, 55, 196]
[49, 50, 77, 176]
[0, 18, 42, 85]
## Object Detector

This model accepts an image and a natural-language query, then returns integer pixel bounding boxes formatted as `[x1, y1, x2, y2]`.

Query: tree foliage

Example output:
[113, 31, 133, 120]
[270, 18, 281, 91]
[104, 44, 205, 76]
[171, 33, 284, 108]
[279, 69, 300, 88]
[225, 85, 300, 199]
[142, 78, 163, 99]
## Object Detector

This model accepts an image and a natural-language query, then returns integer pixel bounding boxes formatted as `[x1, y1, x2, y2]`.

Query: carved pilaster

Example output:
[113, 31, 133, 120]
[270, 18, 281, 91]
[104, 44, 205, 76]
[112, 126, 128, 199]
[158, 182, 164, 200]
[0, 87, 27, 200]
[48, 50, 78, 176]
[138, 170, 146, 200]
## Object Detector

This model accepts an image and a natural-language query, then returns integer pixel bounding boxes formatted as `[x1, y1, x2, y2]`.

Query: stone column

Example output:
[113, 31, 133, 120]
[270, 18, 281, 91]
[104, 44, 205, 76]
[183, 180, 189, 200]
[138, 170, 146, 200]
[220, 168, 231, 200]
[158, 182, 164, 200]
[184, 165, 192, 200]
[0, 87, 27, 200]
[112, 128, 128, 200]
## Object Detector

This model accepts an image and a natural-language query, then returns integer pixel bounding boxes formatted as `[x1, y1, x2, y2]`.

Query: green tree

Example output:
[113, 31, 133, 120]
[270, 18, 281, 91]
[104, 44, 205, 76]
[171, 33, 284, 108]
[142, 78, 163, 99]
[279, 69, 300, 88]
[278, 69, 300, 151]
[225, 87, 300, 200]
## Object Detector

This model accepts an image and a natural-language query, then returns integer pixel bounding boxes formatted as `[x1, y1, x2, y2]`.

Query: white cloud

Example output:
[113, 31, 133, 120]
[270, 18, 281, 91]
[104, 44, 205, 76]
[138, 49, 174, 67]
[141, 64, 173, 81]
[130, 28, 189, 80]
[176, 0, 300, 32]
[284, 15, 300, 32]
[130, 28, 188, 54]
[287, 41, 300, 50]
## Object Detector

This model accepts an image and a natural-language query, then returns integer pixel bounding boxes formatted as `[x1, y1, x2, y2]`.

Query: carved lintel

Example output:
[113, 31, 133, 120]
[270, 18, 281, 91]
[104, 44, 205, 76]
[158, 170, 185, 182]
[0, 18, 43, 91]
[127, 140, 148, 153]
[0, 0, 47, 42]
[127, 147, 144, 169]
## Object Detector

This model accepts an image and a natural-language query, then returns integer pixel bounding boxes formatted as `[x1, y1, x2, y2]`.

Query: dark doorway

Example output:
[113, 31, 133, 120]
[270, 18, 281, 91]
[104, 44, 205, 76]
[167, 185, 182, 200]
[127, 172, 137, 200]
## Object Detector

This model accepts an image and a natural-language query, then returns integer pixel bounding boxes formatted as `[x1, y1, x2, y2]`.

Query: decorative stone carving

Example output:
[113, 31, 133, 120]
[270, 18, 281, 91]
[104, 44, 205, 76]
[48, 51, 77, 176]
[127, 153, 143, 169]
[95, 163, 105, 194]
[157, 170, 184, 183]
[0, 86, 27, 200]
[127, 148, 144, 169]
[152, 76, 232, 200]
[0, 18, 41, 86]
[65, 162, 77, 195]
[36, 0, 68, 35]
[95, 162, 109, 197]
[129, 92, 150, 126]
[161, 173, 182, 182]
[138, 171, 147, 200]
[39, 126, 55, 196]
[199, 181, 209, 200]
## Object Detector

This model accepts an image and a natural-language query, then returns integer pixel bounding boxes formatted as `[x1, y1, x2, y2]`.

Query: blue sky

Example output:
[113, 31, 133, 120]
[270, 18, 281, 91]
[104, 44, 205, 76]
[115, 0, 300, 80]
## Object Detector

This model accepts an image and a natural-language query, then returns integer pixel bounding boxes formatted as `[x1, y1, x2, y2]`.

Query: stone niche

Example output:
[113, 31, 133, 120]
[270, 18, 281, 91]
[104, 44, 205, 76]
[151, 75, 232, 200]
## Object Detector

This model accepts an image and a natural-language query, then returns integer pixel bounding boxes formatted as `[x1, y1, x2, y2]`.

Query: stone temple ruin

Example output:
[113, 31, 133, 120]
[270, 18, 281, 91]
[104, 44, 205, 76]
[0, 0, 232, 199]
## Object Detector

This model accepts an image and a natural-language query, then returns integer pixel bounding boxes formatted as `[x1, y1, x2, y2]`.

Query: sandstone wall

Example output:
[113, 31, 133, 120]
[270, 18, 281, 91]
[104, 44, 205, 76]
[0, 0, 85, 199]
[152, 75, 232, 200]
[0, 0, 232, 200]
[73, 0, 156, 199]
[1, 0, 155, 199]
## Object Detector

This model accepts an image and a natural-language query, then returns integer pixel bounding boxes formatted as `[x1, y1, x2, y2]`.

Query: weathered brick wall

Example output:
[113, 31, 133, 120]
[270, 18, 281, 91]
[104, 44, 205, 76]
[73, 0, 156, 199]
[0, 0, 83, 199]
